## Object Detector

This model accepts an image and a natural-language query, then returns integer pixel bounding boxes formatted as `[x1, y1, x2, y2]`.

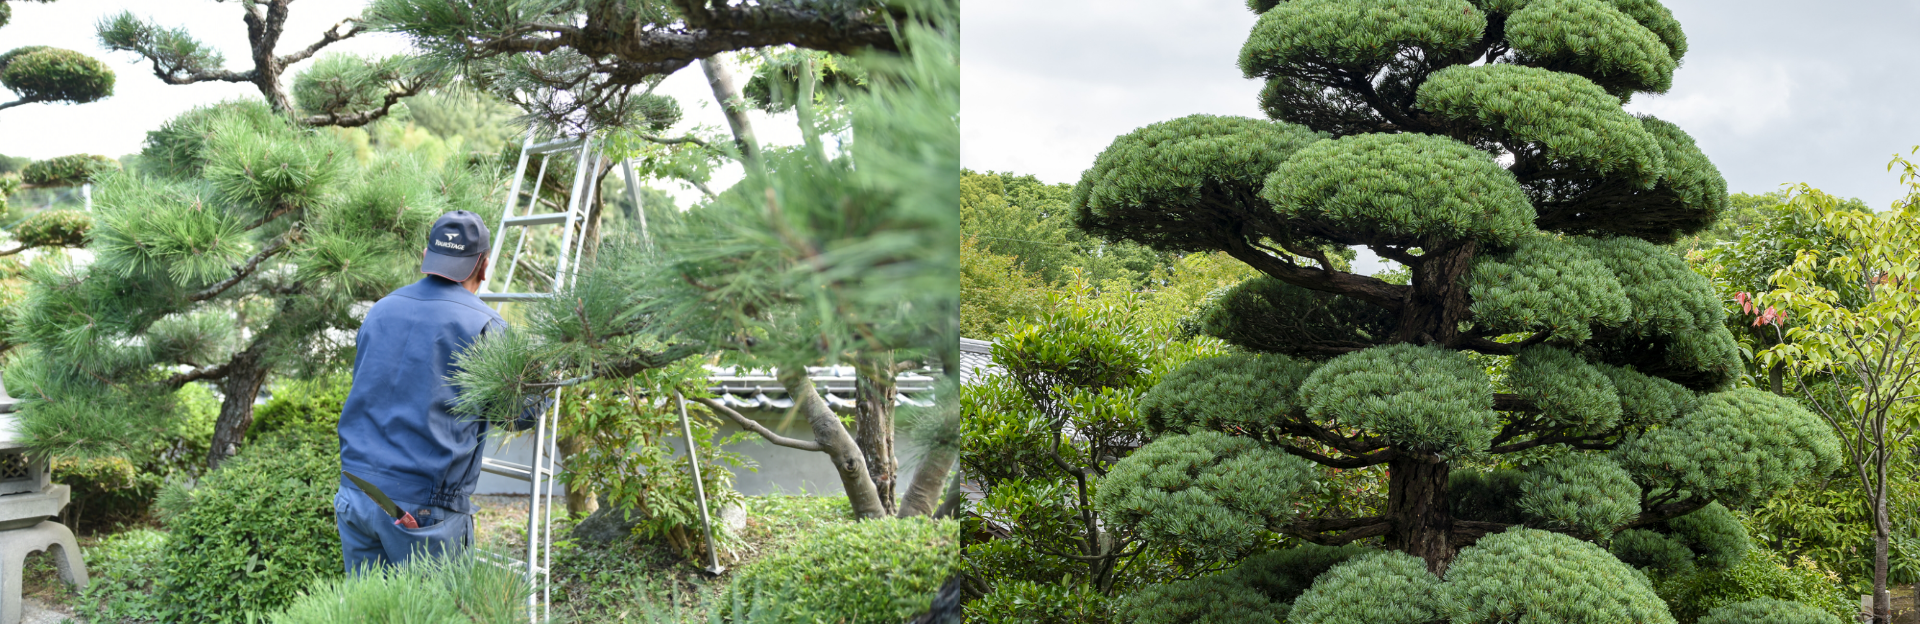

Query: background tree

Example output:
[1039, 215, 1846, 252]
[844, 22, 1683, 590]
[97, 1, 431, 126]
[1758, 169, 1920, 624]
[1056, 0, 1847, 620]
[6, 99, 503, 468]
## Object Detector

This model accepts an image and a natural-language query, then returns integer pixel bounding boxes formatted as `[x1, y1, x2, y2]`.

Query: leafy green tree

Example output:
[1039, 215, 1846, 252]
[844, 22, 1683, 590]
[0, 1, 114, 112]
[962, 169, 1173, 289]
[97, 1, 429, 126]
[1757, 164, 1920, 623]
[6, 99, 502, 468]
[959, 235, 1050, 338]
[1061, 0, 1845, 620]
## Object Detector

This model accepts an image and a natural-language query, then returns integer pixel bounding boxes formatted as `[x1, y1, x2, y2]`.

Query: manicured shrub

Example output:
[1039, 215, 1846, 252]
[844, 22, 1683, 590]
[1289, 551, 1443, 624]
[1696, 598, 1842, 624]
[19, 154, 118, 187]
[0, 47, 114, 105]
[1442, 528, 1674, 623]
[1118, 571, 1288, 624]
[155, 433, 343, 623]
[1094, 431, 1318, 561]
[265, 553, 529, 624]
[968, 580, 1111, 624]
[719, 517, 959, 623]
[1515, 453, 1641, 539]
[10, 210, 90, 249]
[1611, 528, 1697, 576]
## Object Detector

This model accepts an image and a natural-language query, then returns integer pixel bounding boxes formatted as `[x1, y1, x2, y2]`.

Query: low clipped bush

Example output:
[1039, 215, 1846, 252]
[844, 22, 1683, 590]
[73, 528, 168, 623]
[19, 154, 118, 187]
[10, 209, 90, 249]
[1696, 598, 1842, 624]
[1290, 551, 1442, 624]
[265, 553, 529, 624]
[967, 580, 1111, 624]
[719, 517, 959, 623]
[1113, 544, 1371, 624]
[251, 372, 351, 440]
[155, 432, 343, 623]
[1654, 545, 1852, 624]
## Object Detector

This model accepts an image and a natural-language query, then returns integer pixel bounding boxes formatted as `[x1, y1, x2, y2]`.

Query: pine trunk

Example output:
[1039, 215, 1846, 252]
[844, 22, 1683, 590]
[897, 444, 957, 518]
[207, 350, 270, 469]
[700, 57, 762, 171]
[778, 368, 887, 519]
[1386, 458, 1455, 574]
[556, 434, 599, 516]
[1392, 240, 1478, 346]
[854, 355, 898, 514]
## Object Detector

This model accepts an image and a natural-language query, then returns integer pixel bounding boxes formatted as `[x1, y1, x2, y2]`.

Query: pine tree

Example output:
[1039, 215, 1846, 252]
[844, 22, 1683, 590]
[0, 1, 115, 112]
[6, 99, 502, 468]
[96, 1, 434, 126]
[445, 0, 957, 521]
[1069, 0, 1846, 620]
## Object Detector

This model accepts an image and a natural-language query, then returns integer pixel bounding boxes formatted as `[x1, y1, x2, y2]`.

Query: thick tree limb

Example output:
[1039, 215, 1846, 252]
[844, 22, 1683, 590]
[693, 396, 825, 452]
[1286, 516, 1393, 545]
[297, 78, 428, 128]
[164, 362, 232, 388]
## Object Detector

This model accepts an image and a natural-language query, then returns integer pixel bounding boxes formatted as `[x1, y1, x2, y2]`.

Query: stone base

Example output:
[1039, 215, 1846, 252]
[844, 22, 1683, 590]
[0, 486, 67, 532]
[0, 521, 85, 624]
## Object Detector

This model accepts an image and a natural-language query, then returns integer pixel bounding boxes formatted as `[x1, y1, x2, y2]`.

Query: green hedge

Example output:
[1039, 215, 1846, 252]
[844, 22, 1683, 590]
[156, 433, 343, 623]
[720, 517, 960, 623]
[252, 372, 351, 441]
[1654, 545, 1852, 623]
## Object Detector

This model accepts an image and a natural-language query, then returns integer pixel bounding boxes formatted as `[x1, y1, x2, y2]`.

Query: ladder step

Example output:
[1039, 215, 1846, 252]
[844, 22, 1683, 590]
[478, 292, 553, 302]
[526, 138, 585, 155]
[503, 213, 570, 226]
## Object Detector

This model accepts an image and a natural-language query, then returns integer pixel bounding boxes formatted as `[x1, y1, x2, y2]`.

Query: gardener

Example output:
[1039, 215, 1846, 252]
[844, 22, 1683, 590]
[334, 210, 538, 573]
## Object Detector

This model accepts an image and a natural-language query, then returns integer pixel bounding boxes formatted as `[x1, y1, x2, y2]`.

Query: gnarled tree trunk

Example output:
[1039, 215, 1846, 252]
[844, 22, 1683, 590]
[779, 368, 887, 519]
[1386, 458, 1454, 574]
[854, 354, 898, 514]
[207, 348, 270, 469]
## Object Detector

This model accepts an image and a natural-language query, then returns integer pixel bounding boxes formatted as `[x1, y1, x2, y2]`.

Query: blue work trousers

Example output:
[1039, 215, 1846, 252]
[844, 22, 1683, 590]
[335, 486, 473, 573]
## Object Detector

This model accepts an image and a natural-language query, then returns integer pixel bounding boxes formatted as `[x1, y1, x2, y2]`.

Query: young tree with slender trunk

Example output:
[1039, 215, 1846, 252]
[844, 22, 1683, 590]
[1759, 172, 1920, 624]
[1064, 0, 1847, 620]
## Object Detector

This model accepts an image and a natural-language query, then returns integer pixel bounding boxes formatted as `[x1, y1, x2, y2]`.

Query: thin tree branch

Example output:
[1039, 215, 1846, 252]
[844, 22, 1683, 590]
[692, 396, 826, 452]
[187, 227, 299, 302]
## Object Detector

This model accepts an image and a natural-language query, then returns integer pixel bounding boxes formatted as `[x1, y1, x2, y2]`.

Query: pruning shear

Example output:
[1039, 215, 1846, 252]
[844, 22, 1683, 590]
[344, 471, 420, 529]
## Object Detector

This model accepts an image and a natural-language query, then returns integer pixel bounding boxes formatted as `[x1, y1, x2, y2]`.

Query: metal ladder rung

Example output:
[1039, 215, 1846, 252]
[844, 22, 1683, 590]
[478, 292, 554, 303]
[526, 137, 585, 155]
[503, 213, 571, 226]
[481, 457, 550, 480]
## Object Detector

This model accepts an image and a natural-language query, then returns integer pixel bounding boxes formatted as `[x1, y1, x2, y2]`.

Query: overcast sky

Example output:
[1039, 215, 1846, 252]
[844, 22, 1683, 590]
[962, 0, 1920, 273]
[0, 0, 807, 209]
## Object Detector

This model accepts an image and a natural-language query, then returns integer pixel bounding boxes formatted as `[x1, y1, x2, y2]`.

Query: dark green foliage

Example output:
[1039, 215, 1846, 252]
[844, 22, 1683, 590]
[73, 528, 169, 623]
[1515, 454, 1641, 538]
[251, 372, 351, 440]
[0, 46, 114, 105]
[1575, 236, 1743, 390]
[1297, 343, 1497, 456]
[156, 433, 343, 623]
[1612, 528, 1698, 575]
[1232, 544, 1375, 603]
[1261, 132, 1535, 246]
[1614, 389, 1842, 508]
[1467, 234, 1630, 343]
[0, 46, 49, 74]
[10, 209, 89, 249]
[1095, 431, 1318, 560]
[20, 154, 118, 187]
[1139, 352, 1315, 434]
[1633, 115, 1731, 240]
[1696, 599, 1842, 624]
[290, 53, 414, 118]
[744, 50, 865, 115]
[1509, 345, 1622, 430]
[719, 518, 959, 623]
[1442, 528, 1675, 623]
[1191, 276, 1395, 357]
[264, 553, 530, 624]
[1238, 0, 1484, 77]
[964, 580, 1111, 624]
[1117, 571, 1290, 624]
[1072, 115, 1324, 253]
[1667, 502, 1749, 570]
[1288, 551, 1443, 624]
[1419, 64, 1662, 185]
[1450, 468, 1527, 525]
[1506, 0, 1675, 94]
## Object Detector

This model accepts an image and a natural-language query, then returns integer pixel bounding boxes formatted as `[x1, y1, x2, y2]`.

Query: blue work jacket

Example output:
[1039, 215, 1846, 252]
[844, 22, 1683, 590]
[337, 276, 536, 514]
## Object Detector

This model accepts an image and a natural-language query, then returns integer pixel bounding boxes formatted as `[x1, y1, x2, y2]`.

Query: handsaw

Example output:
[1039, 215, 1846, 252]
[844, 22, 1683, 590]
[344, 471, 420, 529]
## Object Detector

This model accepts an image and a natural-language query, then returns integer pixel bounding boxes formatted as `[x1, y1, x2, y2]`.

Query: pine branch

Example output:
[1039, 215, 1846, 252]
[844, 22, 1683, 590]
[165, 362, 231, 388]
[276, 18, 362, 66]
[188, 227, 299, 302]
[297, 77, 429, 128]
[636, 134, 710, 148]
[692, 396, 825, 451]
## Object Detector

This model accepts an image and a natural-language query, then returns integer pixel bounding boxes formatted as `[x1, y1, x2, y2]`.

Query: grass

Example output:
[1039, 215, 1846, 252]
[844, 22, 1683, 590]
[547, 493, 857, 623]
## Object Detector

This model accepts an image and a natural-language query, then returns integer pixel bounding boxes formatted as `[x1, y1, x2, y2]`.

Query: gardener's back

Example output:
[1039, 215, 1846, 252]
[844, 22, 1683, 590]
[334, 210, 508, 573]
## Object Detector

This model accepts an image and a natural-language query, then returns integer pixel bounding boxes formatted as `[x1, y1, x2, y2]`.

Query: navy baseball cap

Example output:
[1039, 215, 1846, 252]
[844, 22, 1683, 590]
[421, 211, 491, 282]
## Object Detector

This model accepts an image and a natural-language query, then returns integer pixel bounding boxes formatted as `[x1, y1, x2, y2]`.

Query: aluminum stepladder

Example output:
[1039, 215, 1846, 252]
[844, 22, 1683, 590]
[473, 128, 600, 624]
[477, 127, 728, 621]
